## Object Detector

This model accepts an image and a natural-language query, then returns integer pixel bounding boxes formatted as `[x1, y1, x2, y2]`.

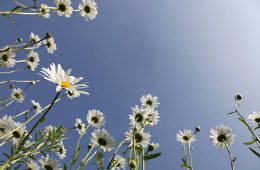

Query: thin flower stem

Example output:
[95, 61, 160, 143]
[0, 97, 12, 104]
[234, 104, 260, 147]
[224, 142, 235, 170]
[79, 147, 94, 169]
[183, 144, 188, 170]
[11, 0, 37, 12]
[0, 97, 61, 141]
[0, 100, 14, 111]
[20, 91, 61, 146]
[188, 142, 193, 170]
[85, 151, 97, 165]
[0, 68, 25, 74]
[0, 79, 40, 84]
[142, 147, 145, 170]
[107, 138, 127, 169]
[70, 124, 91, 170]
[0, 11, 40, 15]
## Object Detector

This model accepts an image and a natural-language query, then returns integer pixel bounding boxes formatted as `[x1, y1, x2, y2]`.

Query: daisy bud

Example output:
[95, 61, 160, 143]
[45, 32, 52, 39]
[129, 160, 137, 169]
[9, 84, 14, 89]
[235, 94, 242, 101]
[17, 37, 23, 42]
[195, 126, 201, 133]
[148, 143, 160, 152]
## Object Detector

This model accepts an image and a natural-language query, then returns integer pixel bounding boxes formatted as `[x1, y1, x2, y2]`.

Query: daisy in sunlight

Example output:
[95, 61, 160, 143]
[39, 63, 89, 99]
[78, 0, 98, 21]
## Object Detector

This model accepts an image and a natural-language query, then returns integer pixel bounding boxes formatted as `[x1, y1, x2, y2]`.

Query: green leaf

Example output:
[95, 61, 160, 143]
[181, 164, 192, 169]
[40, 117, 46, 123]
[63, 163, 67, 170]
[1, 14, 16, 25]
[2, 153, 10, 158]
[11, 6, 22, 12]
[144, 152, 162, 161]
[243, 140, 257, 145]
[25, 112, 29, 121]
[249, 147, 260, 158]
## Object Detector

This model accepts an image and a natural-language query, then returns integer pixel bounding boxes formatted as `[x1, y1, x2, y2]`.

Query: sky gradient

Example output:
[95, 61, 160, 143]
[1, 0, 260, 169]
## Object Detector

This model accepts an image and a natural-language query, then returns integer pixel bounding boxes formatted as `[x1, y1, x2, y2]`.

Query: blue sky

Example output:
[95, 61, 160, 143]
[1, 0, 260, 169]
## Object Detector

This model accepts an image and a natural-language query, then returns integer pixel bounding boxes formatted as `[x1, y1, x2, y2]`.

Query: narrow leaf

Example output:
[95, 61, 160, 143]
[249, 147, 260, 158]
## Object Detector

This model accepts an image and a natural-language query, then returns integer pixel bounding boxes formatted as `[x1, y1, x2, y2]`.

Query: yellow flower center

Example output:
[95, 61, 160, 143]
[61, 80, 72, 88]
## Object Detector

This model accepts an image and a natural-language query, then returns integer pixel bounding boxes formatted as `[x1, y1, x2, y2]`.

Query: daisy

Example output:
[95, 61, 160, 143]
[148, 142, 160, 152]
[112, 155, 127, 170]
[11, 88, 25, 103]
[125, 128, 151, 148]
[247, 111, 260, 124]
[39, 155, 62, 170]
[0, 47, 16, 68]
[0, 115, 15, 140]
[40, 4, 50, 19]
[91, 129, 115, 152]
[26, 160, 40, 170]
[140, 94, 160, 109]
[75, 118, 86, 135]
[26, 50, 40, 71]
[176, 129, 196, 145]
[55, 0, 73, 17]
[78, 0, 98, 21]
[56, 142, 66, 160]
[0, 116, 28, 146]
[30, 32, 41, 47]
[146, 108, 160, 126]
[129, 105, 147, 128]
[209, 125, 235, 148]
[31, 100, 41, 113]
[39, 63, 89, 99]
[43, 37, 57, 54]
[87, 109, 105, 128]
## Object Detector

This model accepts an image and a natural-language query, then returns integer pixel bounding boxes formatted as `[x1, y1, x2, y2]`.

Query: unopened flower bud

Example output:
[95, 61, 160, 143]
[129, 160, 137, 169]
[235, 94, 242, 101]
[45, 32, 52, 39]
[195, 126, 201, 133]
[17, 37, 23, 42]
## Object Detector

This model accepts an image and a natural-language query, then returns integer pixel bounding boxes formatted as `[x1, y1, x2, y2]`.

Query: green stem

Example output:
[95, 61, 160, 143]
[224, 142, 234, 170]
[183, 144, 188, 170]
[188, 142, 193, 170]
[142, 147, 145, 170]
[79, 147, 94, 170]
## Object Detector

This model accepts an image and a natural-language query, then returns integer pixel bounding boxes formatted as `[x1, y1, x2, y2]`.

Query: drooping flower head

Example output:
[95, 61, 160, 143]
[75, 118, 86, 135]
[40, 4, 51, 19]
[0, 47, 16, 68]
[43, 37, 57, 54]
[26, 50, 40, 71]
[31, 100, 41, 113]
[209, 125, 235, 148]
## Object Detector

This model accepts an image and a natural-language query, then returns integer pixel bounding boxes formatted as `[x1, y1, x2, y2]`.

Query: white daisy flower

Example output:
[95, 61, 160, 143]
[11, 88, 25, 103]
[55, 0, 73, 17]
[43, 37, 57, 54]
[146, 108, 160, 126]
[26, 50, 40, 71]
[0, 47, 16, 68]
[140, 94, 160, 109]
[0, 116, 28, 146]
[247, 111, 260, 124]
[39, 155, 62, 170]
[209, 125, 235, 148]
[75, 118, 86, 135]
[56, 142, 66, 160]
[112, 155, 127, 170]
[31, 100, 41, 113]
[129, 105, 147, 128]
[176, 129, 196, 145]
[0, 115, 15, 140]
[30, 32, 42, 47]
[125, 128, 151, 148]
[91, 129, 115, 152]
[78, 0, 98, 21]
[40, 4, 50, 19]
[26, 160, 40, 170]
[87, 109, 105, 128]
[39, 63, 89, 99]
[148, 142, 160, 152]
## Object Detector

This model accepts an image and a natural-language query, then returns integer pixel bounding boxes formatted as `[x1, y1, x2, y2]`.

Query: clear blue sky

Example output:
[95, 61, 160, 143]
[1, 0, 260, 169]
